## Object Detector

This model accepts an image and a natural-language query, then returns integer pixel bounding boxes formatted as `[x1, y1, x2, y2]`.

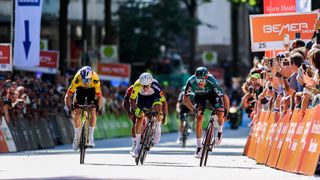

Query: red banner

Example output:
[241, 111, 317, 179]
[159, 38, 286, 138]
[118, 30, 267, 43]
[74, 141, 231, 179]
[15, 50, 59, 74]
[97, 63, 131, 82]
[0, 44, 12, 71]
[264, 0, 296, 14]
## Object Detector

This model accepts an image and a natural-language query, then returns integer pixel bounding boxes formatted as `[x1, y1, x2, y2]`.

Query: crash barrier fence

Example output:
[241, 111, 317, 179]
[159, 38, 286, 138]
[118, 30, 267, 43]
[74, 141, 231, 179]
[243, 94, 320, 176]
[0, 112, 179, 153]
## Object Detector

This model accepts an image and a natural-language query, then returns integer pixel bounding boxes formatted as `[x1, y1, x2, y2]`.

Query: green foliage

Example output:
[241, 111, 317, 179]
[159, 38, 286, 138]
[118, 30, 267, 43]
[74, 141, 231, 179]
[228, 0, 257, 6]
[118, 0, 190, 65]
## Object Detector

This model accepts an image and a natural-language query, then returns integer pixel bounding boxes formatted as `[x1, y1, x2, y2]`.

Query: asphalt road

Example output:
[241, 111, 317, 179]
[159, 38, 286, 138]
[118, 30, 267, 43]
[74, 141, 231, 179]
[0, 127, 318, 180]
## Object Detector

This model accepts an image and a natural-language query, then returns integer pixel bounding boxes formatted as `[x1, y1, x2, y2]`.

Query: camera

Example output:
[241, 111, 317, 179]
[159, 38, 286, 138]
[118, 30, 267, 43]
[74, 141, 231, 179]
[248, 86, 254, 93]
[282, 58, 291, 67]
[302, 64, 315, 77]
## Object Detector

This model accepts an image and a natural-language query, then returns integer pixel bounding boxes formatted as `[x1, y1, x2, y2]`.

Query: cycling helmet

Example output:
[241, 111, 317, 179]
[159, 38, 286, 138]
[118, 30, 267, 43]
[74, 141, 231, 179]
[139, 72, 153, 86]
[195, 67, 208, 79]
[79, 66, 93, 83]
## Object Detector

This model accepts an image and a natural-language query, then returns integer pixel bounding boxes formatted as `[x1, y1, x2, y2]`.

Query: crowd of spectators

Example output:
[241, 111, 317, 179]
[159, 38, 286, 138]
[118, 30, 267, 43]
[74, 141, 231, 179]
[241, 37, 320, 124]
[0, 71, 183, 126]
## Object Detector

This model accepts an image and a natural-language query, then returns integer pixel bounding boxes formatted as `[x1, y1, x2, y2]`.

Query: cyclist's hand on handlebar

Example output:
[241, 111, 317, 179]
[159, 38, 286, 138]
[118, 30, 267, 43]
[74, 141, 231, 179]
[135, 107, 142, 117]
[162, 114, 167, 125]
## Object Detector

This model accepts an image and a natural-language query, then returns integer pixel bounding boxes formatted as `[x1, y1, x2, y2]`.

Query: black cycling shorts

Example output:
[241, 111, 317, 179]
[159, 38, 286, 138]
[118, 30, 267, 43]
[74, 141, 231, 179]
[75, 87, 96, 105]
[179, 105, 191, 121]
[194, 89, 224, 115]
[136, 93, 161, 110]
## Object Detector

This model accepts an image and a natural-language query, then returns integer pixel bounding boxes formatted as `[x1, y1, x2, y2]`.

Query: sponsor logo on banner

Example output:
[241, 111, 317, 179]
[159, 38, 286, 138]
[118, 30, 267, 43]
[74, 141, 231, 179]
[264, 0, 296, 14]
[100, 45, 118, 63]
[250, 12, 318, 52]
[97, 63, 131, 82]
[15, 50, 59, 74]
[0, 44, 12, 71]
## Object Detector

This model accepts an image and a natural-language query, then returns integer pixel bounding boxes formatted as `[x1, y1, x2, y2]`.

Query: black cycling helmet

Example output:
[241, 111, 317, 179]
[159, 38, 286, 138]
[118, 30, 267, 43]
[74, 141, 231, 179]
[195, 67, 208, 79]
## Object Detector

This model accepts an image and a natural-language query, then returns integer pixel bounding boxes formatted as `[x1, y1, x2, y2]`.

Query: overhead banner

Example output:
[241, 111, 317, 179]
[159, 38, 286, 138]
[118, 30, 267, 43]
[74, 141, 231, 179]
[14, 0, 43, 67]
[250, 12, 318, 52]
[0, 44, 12, 71]
[15, 50, 59, 74]
[97, 63, 131, 82]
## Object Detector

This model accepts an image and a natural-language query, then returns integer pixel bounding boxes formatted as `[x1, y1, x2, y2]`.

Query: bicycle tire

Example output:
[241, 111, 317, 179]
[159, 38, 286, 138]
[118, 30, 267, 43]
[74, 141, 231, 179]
[181, 122, 188, 148]
[204, 123, 213, 166]
[137, 122, 151, 165]
[79, 122, 86, 164]
[200, 122, 213, 167]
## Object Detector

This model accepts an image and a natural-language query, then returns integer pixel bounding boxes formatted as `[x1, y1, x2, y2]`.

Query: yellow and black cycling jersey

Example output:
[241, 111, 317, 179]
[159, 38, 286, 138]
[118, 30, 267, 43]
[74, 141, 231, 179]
[130, 79, 166, 102]
[130, 79, 166, 110]
[67, 71, 102, 97]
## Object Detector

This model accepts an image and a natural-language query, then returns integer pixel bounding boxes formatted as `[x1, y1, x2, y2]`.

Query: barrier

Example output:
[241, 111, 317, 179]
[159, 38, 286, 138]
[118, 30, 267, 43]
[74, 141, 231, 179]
[1, 117, 17, 152]
[285, 108, 314, 173]
[247, 111, 270, 159]
[245, 104, 320, 176]
[266, 110, 292, 167]
[299, 105, 320, 176]
[276, 110, 303, 170]
[256, 112, 276, 164]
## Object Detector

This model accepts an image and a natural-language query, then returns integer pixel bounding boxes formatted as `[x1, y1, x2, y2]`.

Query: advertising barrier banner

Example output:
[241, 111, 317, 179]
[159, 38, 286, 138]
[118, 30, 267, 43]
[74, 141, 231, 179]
[97, 63, 131, 82]
[15, 50, 59, 74]
[0, 44, 12, 71]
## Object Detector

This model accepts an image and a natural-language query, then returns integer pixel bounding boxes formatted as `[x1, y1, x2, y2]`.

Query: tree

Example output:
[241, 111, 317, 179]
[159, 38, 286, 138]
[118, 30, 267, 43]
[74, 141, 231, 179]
[59, 0, 69, 74]
[179, 0, 212, 74]
[118, 0, 190, 77]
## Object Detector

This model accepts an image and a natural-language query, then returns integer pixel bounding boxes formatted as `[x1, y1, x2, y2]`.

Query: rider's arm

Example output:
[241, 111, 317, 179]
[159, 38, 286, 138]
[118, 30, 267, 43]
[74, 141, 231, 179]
[223, 94, 230, 116]
[123, 86, 133, 117]
[129, 81, 140, 111]
[183, 82, 195, 112]
[92, 73, 103, 109]
[65, 75, 79, 108]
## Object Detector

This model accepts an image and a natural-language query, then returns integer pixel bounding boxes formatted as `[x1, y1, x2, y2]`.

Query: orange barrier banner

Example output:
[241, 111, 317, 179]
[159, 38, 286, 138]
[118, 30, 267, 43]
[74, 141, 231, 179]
[266, 110, 292, 167]
[247, 111, 271, 159]
[285, 108, 314, 173]
[256, 112, 276, 164]
[299, 105, 320, 176]
[0, 126, 9, 153]
[243, 116, 256, 156]
[276, 110, 303, 170]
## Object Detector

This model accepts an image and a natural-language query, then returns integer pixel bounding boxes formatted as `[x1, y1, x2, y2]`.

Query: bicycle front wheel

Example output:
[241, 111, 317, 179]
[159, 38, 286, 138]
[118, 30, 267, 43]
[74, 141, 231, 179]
[138, 122, 151, 165]
[200, 122, 214, 167]
[79, 121, 88, 164]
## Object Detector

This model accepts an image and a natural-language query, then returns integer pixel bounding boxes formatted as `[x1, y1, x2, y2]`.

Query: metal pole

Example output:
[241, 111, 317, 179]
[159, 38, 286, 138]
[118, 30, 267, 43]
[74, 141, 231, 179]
[82, 0, 88, 66]
[10, 0, 15, 72]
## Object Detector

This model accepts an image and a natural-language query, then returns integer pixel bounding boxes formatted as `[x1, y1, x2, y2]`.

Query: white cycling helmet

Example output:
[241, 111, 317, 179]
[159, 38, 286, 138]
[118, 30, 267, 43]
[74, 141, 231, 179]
[139, 72, 153, 86]
[79, 66, 93, 83]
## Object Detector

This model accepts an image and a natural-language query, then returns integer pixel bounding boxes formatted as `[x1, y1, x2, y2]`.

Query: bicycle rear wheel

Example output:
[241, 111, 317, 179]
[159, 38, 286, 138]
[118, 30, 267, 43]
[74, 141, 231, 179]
[79, 121, 87, 164]
[200, 122, 213, 167]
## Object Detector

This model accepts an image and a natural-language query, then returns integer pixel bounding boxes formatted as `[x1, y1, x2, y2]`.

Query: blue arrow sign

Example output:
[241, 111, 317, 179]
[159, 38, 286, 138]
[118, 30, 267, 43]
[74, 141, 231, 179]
[23, 20, 31, 59]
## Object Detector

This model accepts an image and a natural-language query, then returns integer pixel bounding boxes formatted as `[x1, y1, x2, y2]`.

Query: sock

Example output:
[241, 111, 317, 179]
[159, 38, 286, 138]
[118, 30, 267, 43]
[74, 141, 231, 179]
[218, 125, 223, 133]
[154, 122, 162, 144]
[89, 127, 95, 140]
[132, 137, 136, 146]
[135, 134, 141, 149]
[74, 128, 80, 139]
[197, 138, 202, 148]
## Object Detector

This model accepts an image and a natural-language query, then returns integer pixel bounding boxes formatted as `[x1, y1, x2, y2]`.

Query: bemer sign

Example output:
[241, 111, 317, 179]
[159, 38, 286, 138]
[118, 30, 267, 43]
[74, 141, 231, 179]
[250, 12, 318, 52]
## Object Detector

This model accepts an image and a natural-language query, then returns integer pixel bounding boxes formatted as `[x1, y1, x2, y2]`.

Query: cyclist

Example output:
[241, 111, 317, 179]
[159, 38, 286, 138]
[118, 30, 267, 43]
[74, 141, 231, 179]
[130, 72, 168, 158]
[64, 66, 102, 151]
[122, 85, 138, 155]
[183, 67, 230, 158]
[176, 86, 194, 144]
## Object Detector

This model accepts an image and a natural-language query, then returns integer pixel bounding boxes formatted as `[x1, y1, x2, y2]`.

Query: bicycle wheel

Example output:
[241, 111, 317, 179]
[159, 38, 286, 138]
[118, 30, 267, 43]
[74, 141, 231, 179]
[139, 123, 152, 164]
[181, 121, 188, 148]
[200, 122, 213, 167]
[79, 121, 87, 164]
[137, 122, 151, 165]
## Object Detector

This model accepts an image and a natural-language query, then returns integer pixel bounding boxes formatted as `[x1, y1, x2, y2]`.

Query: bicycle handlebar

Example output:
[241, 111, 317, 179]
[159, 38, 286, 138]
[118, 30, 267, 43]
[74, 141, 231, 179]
[71, 104, 96, 111]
